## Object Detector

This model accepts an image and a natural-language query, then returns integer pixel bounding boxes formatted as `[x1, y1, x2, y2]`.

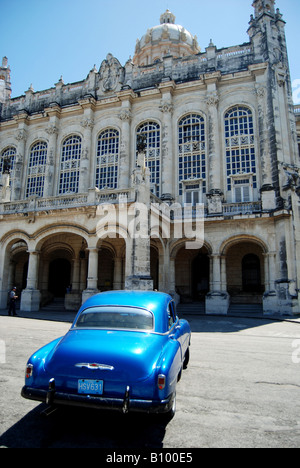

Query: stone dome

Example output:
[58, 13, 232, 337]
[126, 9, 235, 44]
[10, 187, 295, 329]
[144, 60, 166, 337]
[133, 10, 200, 66]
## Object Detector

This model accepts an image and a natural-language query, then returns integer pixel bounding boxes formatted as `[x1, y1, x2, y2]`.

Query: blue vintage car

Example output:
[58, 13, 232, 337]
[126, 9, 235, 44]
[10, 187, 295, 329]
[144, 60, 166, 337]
[21, 291, 191, 418]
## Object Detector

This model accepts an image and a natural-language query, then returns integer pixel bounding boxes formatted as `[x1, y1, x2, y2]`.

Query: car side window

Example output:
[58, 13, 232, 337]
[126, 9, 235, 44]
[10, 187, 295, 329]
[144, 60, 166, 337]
[167, 301, 177, 330]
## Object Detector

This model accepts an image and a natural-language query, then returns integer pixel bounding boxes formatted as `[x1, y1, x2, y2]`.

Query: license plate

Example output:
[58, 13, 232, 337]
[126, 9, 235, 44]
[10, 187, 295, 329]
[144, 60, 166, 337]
[78, 379, 103, 395]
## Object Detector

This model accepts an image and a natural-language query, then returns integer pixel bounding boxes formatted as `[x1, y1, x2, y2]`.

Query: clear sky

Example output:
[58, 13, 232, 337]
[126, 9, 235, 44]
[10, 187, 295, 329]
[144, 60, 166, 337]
[1, 0, 299, 103]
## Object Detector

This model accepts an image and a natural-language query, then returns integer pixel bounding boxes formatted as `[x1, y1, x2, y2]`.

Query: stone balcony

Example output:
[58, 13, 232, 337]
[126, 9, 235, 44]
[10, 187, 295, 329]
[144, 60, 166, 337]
[0, 188, 135, 218]
[0, 187, 265, 218]
[0, 186, 283, 222]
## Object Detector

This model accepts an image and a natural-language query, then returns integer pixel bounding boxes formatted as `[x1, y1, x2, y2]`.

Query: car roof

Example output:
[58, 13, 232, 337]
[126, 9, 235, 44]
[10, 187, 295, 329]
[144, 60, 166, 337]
[75, 290, 174, 333]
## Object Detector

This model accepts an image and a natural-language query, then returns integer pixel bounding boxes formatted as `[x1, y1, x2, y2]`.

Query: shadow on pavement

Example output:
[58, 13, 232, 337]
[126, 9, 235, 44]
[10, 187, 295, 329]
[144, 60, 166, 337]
[0, 403, 168, 448]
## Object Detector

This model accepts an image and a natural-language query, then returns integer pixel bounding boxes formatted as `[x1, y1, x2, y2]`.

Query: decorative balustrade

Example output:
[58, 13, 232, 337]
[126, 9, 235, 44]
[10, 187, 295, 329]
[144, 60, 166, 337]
[0, 188, 135, 215]
[223, 201, 262, 215]
[0, 190, 263, 217]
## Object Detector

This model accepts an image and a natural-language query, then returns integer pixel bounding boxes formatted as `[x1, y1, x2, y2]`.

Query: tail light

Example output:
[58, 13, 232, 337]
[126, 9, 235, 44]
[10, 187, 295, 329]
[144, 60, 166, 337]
[157, 374, 166, 390]
[25, 363, 33, 379]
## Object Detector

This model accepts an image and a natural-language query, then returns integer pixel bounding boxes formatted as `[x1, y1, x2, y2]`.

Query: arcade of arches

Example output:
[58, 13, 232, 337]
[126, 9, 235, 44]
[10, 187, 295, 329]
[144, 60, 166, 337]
[1, 229, 270, 313]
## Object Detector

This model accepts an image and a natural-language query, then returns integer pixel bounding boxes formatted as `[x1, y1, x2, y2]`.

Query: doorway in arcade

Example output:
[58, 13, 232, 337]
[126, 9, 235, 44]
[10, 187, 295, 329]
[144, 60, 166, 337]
[38, 232, 88, 310]
[48, 257, 71, 298]
[175, 246, 210, 303]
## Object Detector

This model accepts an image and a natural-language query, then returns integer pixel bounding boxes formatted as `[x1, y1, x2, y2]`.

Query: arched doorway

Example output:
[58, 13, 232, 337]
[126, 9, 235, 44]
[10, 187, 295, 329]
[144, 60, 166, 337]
[225, 241, 265, 304]
[0, 239, 29, 309]
[48, 258, 71, 297]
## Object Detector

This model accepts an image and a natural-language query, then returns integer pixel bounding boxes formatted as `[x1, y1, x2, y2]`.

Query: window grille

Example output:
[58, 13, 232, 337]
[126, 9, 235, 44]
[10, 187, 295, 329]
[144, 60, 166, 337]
[178, 114, 206, 196]
[96, 129, 119, 190]
[26, 141, 47, 197]
[225, 106, 256, 192]
[59, 135, 81, 194]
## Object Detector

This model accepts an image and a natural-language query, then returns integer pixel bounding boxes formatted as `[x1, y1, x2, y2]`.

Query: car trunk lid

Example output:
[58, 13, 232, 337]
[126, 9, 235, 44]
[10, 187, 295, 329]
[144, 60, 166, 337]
[44, 329, 164, 383]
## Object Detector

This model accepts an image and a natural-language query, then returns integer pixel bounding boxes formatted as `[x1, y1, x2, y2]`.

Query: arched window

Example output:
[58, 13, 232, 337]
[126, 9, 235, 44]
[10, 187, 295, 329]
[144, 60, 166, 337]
[96, 129, 119, 190]
[136, 121, 161, 196]
[59, 135, 81, 194]
[26, 141, 47, 197]
[0, 146, 16, 184]
[225, 106, 257, 202]
[178, 114, 206, 203]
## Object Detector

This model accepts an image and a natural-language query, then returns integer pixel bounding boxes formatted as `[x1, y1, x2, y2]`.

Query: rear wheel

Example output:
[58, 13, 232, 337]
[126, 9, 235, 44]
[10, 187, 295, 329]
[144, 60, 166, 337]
[183, 347, 190, 369]
[163, 391, 176, 422]
[169, 391, 176, 418]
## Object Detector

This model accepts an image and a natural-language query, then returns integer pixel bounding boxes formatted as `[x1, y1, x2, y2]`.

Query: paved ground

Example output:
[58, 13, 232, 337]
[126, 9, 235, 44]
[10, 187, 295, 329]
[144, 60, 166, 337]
[0, 309, 300, 449]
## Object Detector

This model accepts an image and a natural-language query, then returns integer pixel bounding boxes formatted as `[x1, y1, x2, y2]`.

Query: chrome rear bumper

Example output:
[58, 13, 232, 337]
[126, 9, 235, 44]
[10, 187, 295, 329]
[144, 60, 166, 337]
[21, 384, 172, 414]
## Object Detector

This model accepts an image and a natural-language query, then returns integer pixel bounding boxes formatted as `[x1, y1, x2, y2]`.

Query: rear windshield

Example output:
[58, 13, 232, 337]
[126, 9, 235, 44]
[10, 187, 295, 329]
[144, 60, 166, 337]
[74, 306, 154, 331]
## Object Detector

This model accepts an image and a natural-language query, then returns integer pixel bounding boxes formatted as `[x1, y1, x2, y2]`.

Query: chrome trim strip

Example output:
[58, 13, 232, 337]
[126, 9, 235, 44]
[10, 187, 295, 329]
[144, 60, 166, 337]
[74, 363, 114, 371]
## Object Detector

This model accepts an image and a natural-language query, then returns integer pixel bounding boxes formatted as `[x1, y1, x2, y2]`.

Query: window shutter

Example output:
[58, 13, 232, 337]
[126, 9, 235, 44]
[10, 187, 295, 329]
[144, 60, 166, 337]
[243, 186, 250, 202]
[235, 186, 242, 202]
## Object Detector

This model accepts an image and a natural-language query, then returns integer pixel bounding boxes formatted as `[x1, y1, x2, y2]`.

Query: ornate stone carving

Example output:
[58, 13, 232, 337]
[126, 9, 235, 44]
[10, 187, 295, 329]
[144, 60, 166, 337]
[46, 125, 58, 135]
[16, 129, 27, 141]
[206, 93, 219, 108]
[159, 101, 173, 114]
[274, 62, 287, 87]
[80, 118, 95, 129]
[119, 109, 132, 121]
[99, 54, 124, 93]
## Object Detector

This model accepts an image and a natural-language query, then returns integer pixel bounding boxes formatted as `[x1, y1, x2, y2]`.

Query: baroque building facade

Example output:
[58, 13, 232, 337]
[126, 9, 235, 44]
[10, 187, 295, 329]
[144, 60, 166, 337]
[0, 0, 299, 315]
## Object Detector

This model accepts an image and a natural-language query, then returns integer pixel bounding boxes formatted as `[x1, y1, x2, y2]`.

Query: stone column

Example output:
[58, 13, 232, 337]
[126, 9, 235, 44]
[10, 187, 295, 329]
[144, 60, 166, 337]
[159, 81, 175, 199]
[220, 255, 227, 292]
[79, 97, 95, 193]
[82, 247, 100, 303]
[263, 252, 278, 314]
[118, 89, 135, 189]
[169, 256, 176, 294]
[125, 146, 153, 291]
[250, 68, 277, 210]
[20, 250, 41, 312]
[205, 73, 221, 193]
[168, 253, 180, 305]
[205, 75, 225, 215]
[206, 253, 229, 315]
[0, 248, 11, 309]
[13, 113, 28, 200]
[65, 256, 82, 311]
[113, 256, 123, 290]
[80, 257, 87, 291]
[44, 105, 60, 197]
